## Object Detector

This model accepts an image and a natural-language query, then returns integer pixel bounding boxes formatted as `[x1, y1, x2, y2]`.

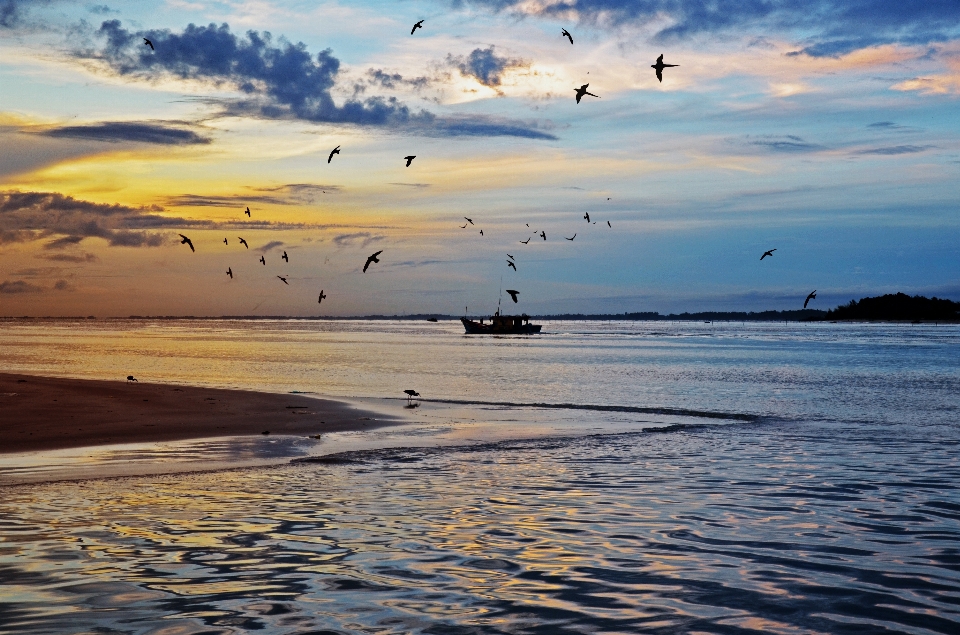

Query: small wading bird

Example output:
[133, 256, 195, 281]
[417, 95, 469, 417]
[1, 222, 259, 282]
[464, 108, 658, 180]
[804, 290, 817, 309]
[520, 237, 531, 244]
[143, 38, 153, 50]
[565, 234, 576, 241]
[178, 234, 194, 252]
[238, 237, 248, 248]
[277, 276, 288, 285]
[328, 145, 340, 163]
[561, 28, 573, 44]
[223, 237, 228, 245]
[652, 54, 678, 83]
[574, 84, 599, 103]
[245, 206, 250, 217]
[404, 155, 416, 167]
[403, 389, 420, 403]
[540, 230, 546, 241]
[506, 289, 520, 303]
[318, 290, 326, 304]
[584, 212, 590, 223]
[127, 375, 138, 382]
[761, 248, 776, 260]
[464, 217, 474, 225]
[507, 260, 516, 271]
[282, 251, 289, 262]
[259, 255, 266, 265]
[363, 250, 382, 272]
[226, 267, 233, 279]
[411, 19, 424, 34]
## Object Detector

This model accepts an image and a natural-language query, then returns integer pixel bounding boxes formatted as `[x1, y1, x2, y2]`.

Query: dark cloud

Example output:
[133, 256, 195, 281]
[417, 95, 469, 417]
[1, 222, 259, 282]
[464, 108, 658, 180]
[88, 5, 115, 15]
[367, 69, 430, 90]
[38, 252, 100, 263]
[462, 1, 960, 55]
[332, 232, 384, 248]
[738, 135, 824, 153]
[84, 20, 552, 139]
[868, 121, 900, 128]
[0, 280, 43, 294]
[250, 183, 339, 203]
[53, 279, 74, 291]
[856, 144, 933, 155]
[42, 121, 211, 145]
[0, 190, 193, 248]
[447, 46, 526, 88]
[389, 182, 431, 188]
[255, 240, 284, 253]
[165, 194, 292, 208]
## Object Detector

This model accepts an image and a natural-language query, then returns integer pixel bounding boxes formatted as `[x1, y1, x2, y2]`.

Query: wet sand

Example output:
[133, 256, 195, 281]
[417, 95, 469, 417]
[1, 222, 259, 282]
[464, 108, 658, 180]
[0, 373, 395, 454]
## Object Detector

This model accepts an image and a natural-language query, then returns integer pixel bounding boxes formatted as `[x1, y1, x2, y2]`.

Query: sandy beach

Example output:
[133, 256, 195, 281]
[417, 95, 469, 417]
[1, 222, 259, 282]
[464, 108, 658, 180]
[0, 373, 394, 454]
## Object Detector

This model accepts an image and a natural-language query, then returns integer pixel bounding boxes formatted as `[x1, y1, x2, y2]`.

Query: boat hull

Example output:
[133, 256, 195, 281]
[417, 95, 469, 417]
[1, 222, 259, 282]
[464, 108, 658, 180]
[461, 317, 542, 335]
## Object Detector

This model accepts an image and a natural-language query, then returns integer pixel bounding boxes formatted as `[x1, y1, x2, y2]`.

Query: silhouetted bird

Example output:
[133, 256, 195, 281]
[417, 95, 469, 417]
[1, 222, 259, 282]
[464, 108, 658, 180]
[404, 155, 416, 167]
[507, 260, 516, 271]
[464, 217, 474, 225]
[318, 290, 326, 304]
[223, 237, 228, 245]
[411, 20, 424, 34]
[328, 145, 340, 163]
[520, 237, 531, 244]
[363, 250, 382, 272]
[761, 248, 776, 260]
[804, 290, 817, 309]
[460, 223, 468, 229]
[652, 54, 678, 83]
[505, 289, 519, 303]
[565, 234, 576, 241]
[607, 221, 611, 227]
[277, 276, 288, 285]
[507, 254, 514, 260]
[143, 38, 153, 50]
[226, 267, 233, 279]
[480, 229, 484, 236]
[584, 212, 590, 222]
[282, 251, 289, 262]
[574, 84, 599, 103]
[540, 231, 546, 240]
[561, 28, 573, 44]
[239, 237, 249, 248]
[127, 375, 138, 382]
[404, 389, 420, 403]
[245, 206, 250, 217]
[178, 234, 194, 252]
[259, 255, 266, 265]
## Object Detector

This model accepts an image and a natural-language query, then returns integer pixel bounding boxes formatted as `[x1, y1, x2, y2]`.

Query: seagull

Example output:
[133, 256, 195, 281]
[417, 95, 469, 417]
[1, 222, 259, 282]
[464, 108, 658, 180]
[480, 229, 483, 236]
[584, 212, 590, 223]
[761, 248, 776, 260]
[464, 217, 474, 225]
[460, 223, 468, 229]
[565, 234, 576, 241]
[328, 145, 340, 163]
[318, 290, 326, 304]
[411, 19, 424, 34]
[520, 237, 531, 244]
[223, 237, 228, 245]
[282, 251, 289, 262]
[607, 221, 611, 227]
[651, 54, 678, 83]
[507, 260, 516, 271]
[574, 84, 599, 103]
[505, 289, 519, 303]
[143, 38, 154, 50]
[403, 389, 420, 403]
[540, 231, 546, 241]
[561, 28, 573, 44]
[507, 254, 514, 260]
[178, 234, 194, 252]
[259, 255, 266, 265]
[238, 237, 249, 248]
[245, 206, 250, 217]
[804, 290, 817, 309]
[226, 267, 233, 279]
[404, 155, 416, 167]
[363, 250, 382, 272]
[277, 276, 288, 285]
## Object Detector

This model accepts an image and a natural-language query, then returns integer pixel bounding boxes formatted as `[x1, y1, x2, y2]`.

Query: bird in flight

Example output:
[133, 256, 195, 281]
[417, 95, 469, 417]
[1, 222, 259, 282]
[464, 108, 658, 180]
[520, 237, 531, 244]
[282, 251, 289, 262]
[607, 221, 611, 227]
[259, 255, 266, 265]
[411, 20, 424, 34]
[318, 290, 326, 304]
[480, 229, 484, 236]
[505, 289, 520, 303]
[464, 217, 474, 225]
[561, 28, 573, 44]
[761, 248, 776, 260]
[565, 234, 576, 241]
[226, 267, 233, 279]
[178, 234, 194, 252]
[540, 231, 546, 241]
[651, 54, 678, 83]
[507, 254, 514, 260]
[328, 145, 340, 163]
[804, 290, 817, 309]
[277, 276, 288, 285]
[223, 237, 228, 245]
[143, 38, 154, 50]
[245, 206, 250, 217]
[363, 250, 383, 273]
[574, 84, 599, 103]
[507, 260, 517, 271]
[584, 212, 590, 223]
[404, 155, 416, 167]
[460, 223, 468, 229]
[238, 237, 249, 249]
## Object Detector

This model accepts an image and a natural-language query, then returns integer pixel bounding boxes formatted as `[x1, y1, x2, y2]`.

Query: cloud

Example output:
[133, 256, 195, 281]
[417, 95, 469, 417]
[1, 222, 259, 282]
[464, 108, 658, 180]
[38, 251, 99, 262]
[41, 121, 211, 145]
[86, 20, 553, 139]
[868, 121, 901, 129]
[165, 194, 291, 208]
[447, 46, 526, 88]
[855, 144, 934, 155]
[0, 279, 43, 294]
[53, 279, 74, 291]
[463, 1, 960, 55]
[735, 135, 825, 153]
[388, 182, 431, 188]
[255, 240, 284, 253]
[0, 190, 195, 248]
[332, 232, 384, 248]
[367, 69, 430, 90]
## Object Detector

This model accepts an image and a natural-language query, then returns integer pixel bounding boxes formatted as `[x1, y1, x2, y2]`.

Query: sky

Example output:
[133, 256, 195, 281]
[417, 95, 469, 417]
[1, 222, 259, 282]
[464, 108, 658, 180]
[0, 0, 958, 317]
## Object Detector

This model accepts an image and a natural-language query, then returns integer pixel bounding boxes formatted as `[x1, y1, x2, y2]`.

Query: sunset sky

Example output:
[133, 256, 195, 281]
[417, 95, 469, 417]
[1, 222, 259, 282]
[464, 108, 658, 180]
[1, 0, 958, 316]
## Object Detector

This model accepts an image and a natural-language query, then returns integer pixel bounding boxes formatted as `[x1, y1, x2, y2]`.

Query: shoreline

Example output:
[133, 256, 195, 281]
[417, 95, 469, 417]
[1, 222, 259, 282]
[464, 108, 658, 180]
[0, 373, 397, 454]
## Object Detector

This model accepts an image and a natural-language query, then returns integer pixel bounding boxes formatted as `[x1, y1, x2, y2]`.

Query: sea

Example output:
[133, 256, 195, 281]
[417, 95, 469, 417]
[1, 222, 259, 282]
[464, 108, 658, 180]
[1, 318, 959, 634]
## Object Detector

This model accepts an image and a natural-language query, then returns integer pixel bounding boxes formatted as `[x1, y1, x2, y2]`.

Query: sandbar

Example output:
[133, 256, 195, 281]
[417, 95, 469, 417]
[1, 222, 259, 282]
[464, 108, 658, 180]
[0, 373, 395, 454]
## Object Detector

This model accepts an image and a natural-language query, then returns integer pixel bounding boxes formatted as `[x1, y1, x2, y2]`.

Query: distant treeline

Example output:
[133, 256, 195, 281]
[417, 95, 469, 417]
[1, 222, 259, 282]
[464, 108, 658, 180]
[817, 293, 960, 322]
[532, 310, 826, 321]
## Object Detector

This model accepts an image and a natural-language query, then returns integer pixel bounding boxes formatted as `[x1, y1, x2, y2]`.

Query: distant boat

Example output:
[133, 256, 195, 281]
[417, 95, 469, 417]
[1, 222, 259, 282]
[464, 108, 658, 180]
[461, 313, 541, 335]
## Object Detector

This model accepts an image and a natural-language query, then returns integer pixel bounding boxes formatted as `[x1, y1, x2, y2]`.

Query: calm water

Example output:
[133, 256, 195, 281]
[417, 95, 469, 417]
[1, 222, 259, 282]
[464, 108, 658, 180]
[1, 319, 959, 633]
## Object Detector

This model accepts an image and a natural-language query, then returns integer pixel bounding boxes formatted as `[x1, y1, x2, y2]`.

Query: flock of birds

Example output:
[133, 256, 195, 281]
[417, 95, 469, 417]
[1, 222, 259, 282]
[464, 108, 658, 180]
[165, 20, 816, 313]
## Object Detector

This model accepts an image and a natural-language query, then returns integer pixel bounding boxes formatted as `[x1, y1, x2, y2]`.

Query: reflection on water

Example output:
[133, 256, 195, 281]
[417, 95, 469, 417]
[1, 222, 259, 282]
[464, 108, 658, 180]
[2, 421, 959, 634]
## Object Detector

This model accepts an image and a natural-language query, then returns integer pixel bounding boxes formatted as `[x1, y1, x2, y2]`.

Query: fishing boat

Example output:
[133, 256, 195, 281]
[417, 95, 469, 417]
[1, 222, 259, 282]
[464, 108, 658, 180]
[461, 312, 541, 335]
